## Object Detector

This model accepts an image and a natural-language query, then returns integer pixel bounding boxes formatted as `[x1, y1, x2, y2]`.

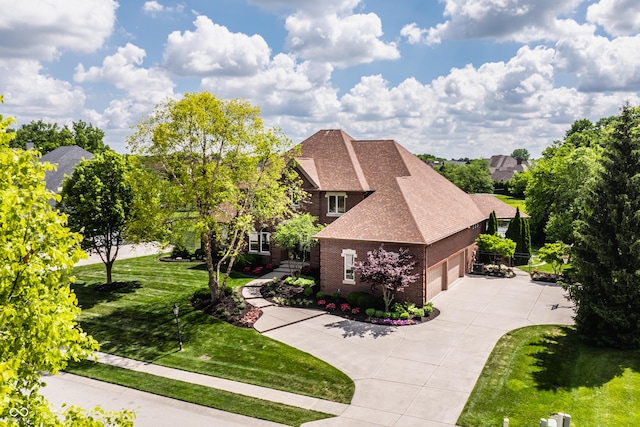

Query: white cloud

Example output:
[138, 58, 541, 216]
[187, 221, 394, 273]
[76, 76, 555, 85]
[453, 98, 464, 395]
[555, 33, 640, 91]
[284, 1, 400, 67]
[163, 15, 271, 76]
[202, 53, 340, 118]
[587, 0, 640, 36]
[0, 59, 86, 124]
[0, 0, 117, 60]
[403, 0, 587, 45]
[142, 1, 185, 16]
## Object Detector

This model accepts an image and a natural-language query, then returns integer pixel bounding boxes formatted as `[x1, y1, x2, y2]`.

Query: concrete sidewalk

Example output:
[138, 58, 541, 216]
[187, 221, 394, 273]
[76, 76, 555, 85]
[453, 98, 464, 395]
[92, 351, 347, 416]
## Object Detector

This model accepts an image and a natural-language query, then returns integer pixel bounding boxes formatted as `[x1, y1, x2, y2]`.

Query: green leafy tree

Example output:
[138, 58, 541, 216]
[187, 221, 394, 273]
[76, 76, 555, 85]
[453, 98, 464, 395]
[271, 213, 323, 275]
[437, 159, 494, 193]
[486, 210, 498, 235]
[10, 119, 109, 154]
[0, 97, 134, 426]
[511, 148, 530, 161]
[525, 125, 603, 242]
[569, 104, 640, 348]
[128, 92, 298, 304]
[59, 152, 134, 285]
[538, 241, 570, 275]
[507, 170, 530, 197]
[475, 234, 516, 263]
[353, 245, 419, 312]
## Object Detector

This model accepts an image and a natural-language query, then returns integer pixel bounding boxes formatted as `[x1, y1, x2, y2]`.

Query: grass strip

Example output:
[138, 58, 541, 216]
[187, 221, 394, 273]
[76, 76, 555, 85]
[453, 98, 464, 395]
[65, 360, 333, 427]
[458, 325, 640, 426]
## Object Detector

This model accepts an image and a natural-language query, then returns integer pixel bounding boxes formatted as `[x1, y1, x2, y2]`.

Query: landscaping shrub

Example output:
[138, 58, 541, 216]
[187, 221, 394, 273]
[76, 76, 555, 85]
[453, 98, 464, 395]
[399, 312, 410, 320]
[171, 242, 191, 259]
[284, 276, 315, 288]
[409, 307, 425, 318]
[233, 253, 261, 270]
[332, 291, 341, 300]
[391, 312, 400, 320]
[303, 287, 313, 297]
[347, 291, 366, 307]
[423, 302, 433, 314]
[365, 308, 376, 317]
[262, 279, 283, 298]
[383, 311, 392, 319]
[316, 291, 325, 299]
[374, 310, 384, 318]
[356, 293, 377, 310]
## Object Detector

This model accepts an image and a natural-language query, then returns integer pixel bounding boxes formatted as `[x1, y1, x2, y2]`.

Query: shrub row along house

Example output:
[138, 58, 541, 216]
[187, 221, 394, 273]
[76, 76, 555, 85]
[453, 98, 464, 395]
[249, 129, 520, 306]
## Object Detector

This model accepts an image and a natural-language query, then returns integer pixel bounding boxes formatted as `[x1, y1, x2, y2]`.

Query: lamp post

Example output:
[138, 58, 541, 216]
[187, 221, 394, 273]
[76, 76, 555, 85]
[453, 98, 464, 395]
[172, 304, 183, 351]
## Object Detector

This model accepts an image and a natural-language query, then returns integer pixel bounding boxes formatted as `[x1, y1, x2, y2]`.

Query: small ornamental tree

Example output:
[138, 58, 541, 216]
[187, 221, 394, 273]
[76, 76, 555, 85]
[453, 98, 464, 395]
[475, 234, 516, 264]
[271, 213, 323, 275]
[538, 241, 570, 275]
[353, 245, 419, 312]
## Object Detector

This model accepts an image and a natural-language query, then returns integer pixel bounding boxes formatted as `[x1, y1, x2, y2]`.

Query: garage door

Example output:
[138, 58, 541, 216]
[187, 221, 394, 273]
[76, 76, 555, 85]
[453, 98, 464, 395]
[447, 253, 464, 287]
[426, 263, 444, 301]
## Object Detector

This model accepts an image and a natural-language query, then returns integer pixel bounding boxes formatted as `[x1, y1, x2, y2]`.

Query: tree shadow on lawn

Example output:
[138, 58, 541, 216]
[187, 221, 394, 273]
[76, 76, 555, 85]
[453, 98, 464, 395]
[529, 326, 640, 391]
[324, 319, 398, 339]
[72, 280, 143, 310]
[78, 301, 216, 363]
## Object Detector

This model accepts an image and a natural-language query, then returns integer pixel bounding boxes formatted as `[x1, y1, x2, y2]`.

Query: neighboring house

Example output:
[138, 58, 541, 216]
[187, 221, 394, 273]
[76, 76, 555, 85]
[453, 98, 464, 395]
[250, 130, 521, 305]
[38, 145, 94, 194]
[488, 154, 529, 182]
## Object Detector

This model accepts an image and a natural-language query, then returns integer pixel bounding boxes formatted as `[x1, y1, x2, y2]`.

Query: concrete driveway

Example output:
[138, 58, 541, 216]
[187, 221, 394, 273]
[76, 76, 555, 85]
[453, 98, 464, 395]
[264, 270, 574, 427]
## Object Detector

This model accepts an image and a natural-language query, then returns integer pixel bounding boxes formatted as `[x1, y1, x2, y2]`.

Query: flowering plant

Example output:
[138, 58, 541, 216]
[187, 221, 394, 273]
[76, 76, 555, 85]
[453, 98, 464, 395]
[252, 266, 263, 275]
[265, 264, 274, 271]
[340, 303, 351, 312]
[317, 299, 326, 306]
[351, 307, 360, 315]
[238, 307, 261, 327]
[325, 302, 336, 310]
[370, 318, 416, 326]
[243, 266, 251, 273]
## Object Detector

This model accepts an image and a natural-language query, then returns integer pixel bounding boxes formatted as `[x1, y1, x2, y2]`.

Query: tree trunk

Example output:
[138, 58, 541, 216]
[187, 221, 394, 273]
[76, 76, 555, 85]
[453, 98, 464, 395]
[203, 231, 219, 304]
[105, 260, 113, 285]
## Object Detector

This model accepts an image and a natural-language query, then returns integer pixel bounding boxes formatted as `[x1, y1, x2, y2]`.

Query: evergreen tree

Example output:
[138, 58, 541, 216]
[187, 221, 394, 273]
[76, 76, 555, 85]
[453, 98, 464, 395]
[569, 104, 640, 348]
[505, 207, 522, 244]
[518, 217, 532, 262]
[486, 210, 498, 235]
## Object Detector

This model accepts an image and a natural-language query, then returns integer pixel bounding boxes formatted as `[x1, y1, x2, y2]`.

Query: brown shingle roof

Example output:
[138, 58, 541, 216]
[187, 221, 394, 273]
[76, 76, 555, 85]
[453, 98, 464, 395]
[310, 132, 488, 244]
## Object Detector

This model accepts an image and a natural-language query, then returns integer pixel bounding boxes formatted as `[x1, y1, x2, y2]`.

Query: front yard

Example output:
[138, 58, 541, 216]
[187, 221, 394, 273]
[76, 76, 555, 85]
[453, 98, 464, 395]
[69, 255, 354, 421]
[458, 325, 640, 426]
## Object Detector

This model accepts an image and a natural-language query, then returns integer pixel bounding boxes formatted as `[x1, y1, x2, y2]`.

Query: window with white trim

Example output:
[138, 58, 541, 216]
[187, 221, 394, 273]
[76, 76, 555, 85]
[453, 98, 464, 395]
[327, 192, 346, 216]
[249, 228, 271, 254]
[341, 249, 356, 284]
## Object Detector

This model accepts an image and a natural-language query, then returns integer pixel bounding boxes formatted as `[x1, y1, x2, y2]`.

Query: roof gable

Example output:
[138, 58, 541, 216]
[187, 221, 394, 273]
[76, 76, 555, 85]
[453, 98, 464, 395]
[39, 145, 94, 192]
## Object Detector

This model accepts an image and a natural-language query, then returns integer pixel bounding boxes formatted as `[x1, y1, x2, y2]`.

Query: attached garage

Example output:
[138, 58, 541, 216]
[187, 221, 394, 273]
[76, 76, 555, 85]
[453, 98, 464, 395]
[426, 263, 444, 301]
[447, 252, 465, 287]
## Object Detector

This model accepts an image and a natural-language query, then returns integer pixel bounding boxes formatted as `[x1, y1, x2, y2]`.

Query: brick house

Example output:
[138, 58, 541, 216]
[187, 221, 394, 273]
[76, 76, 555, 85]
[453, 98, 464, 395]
[249, 129, 521, 306]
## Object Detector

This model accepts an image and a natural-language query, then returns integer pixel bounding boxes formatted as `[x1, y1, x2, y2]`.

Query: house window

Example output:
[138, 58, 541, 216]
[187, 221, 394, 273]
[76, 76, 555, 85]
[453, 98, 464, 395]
[327, 192, 346, 216]
[341, 249, 356, 284]
[249, 229, 270, 254]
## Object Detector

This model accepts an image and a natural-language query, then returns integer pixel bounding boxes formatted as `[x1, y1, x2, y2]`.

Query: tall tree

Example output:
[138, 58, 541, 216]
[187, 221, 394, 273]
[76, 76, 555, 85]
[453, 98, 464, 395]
[59, 151, 134, 285]
[10, 119, 110, 154]
[486, 210, 498, 235]
[0, 97, 134, 426]
[569, 104, 640, 348]
[128, 92, 298, 304]
[271, 213, 323, 275]
[504, 207, 531, 262]
[436, 159, 494, 193]
[353, 245, 419, 312]
[511, 148, 530, 161]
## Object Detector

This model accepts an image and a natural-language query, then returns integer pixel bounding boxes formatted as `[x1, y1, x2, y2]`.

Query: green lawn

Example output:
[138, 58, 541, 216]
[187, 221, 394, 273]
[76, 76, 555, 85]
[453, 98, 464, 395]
[458, 325, 640, 426]
[494, 195, 527, 213]
[71, 255, 354, 405]
[66, 361, 332, 426]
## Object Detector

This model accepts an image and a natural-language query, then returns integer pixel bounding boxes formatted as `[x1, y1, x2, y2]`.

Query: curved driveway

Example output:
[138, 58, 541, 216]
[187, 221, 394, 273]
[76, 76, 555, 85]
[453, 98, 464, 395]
[264, 270, 574, 427]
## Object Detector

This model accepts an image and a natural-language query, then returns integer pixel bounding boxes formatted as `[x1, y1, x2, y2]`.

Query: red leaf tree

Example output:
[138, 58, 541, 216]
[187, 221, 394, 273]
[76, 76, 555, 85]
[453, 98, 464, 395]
[353, 245, 419, 312]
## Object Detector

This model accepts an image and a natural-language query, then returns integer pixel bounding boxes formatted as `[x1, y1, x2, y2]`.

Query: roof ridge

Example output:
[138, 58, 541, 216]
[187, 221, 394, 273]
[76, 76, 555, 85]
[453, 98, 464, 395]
[341, 133, 370, 191]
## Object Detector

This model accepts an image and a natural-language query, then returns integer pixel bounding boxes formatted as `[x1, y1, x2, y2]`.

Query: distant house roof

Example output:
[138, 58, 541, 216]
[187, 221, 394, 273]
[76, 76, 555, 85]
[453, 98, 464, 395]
[488, 155, 529, 182]
[299, 130, 489, 245]
[468, 193, 529, 219]
[39, 145, 94, 193]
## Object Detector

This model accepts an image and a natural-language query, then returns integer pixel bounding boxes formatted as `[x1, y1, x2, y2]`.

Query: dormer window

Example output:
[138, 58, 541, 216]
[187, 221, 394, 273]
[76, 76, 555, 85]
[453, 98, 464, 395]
[327, 192, 346, 216]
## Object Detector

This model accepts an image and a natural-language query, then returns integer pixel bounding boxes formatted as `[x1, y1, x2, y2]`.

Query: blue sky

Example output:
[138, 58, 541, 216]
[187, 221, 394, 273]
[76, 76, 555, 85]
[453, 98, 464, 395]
[1, 0, 640, 158]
